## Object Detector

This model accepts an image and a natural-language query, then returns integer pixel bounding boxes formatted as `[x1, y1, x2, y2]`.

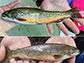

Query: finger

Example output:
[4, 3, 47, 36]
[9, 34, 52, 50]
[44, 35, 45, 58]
[47, 23, 53, 34]
[23, 60, 30, 63]
[10, 58, 16, 63]
[0, 8, 3, 15]
[56, 23, 70, 35]
[3, 21, 20, 32]
[53, 61, 62, 63]
[0, 44, 5, 61]
[7, 0, 21, 9]
[39, 61, 45, 63]
[74, 19, 84, 26]
[17, 60, 23, 63]
[1, 6, 10, 12]
[14, 5, 31, 9]
[63, 18, 80, 34]
[68, 57, 76, 63]
[31, 60, 36, 63]
[45, 61, 52, 63]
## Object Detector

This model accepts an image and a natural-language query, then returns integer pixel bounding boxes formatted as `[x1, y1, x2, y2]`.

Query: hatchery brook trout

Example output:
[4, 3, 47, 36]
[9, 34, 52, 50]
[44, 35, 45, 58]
[1, 7, 82, 24]
[0, 44, 80, 63]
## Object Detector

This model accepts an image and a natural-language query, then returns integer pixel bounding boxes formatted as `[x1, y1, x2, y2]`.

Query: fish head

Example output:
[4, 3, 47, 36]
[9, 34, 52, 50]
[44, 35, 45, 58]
[63, 45, 80, 56]
[1, 10, 37, 24]
[1, 10, 16, 21]
[54, 45, 80, 61]
[70, 46, 80, 56]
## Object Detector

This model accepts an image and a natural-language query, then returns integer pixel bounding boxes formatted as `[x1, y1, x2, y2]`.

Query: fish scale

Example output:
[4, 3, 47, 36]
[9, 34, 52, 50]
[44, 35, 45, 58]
[1, 7, 82, 24]
[0, 44, 80, 63]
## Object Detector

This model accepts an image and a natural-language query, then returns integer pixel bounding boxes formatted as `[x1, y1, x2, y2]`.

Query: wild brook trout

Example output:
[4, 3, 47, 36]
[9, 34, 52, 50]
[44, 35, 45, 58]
[0, 44, 80, 63]
[1, 7, 82, 24]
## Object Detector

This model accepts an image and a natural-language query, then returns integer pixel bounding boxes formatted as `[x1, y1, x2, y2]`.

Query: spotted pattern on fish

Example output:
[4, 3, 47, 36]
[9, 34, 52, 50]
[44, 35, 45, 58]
[0, 44, 80, 63]
[1, 7, 82, 24]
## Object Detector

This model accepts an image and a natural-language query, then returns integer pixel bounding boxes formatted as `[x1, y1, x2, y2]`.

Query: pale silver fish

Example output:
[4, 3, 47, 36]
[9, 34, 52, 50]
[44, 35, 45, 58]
[0, 43, 80, 63]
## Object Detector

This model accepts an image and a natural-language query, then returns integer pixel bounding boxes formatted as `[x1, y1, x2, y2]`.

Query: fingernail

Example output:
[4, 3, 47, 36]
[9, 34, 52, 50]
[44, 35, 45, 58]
[49, 30, 53, 34]
[16, 0, 21, 4]
[66, 32, 70, 36]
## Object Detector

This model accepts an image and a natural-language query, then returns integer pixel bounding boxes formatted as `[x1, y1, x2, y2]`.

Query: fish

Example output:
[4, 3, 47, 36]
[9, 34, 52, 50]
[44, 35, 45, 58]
[0, 43, 80, 63]
[1, 7, 82, 24]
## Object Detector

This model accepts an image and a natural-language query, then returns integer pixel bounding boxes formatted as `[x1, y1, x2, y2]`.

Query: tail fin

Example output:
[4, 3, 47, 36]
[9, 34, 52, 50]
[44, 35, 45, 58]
[70, 7, 82, 18]
[0, 47, 11, 63]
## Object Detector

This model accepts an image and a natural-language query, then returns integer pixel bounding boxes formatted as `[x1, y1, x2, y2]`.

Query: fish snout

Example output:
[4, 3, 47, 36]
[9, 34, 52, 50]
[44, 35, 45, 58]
[2, 13, 6, 18]
[74, 48, 80, 54]
[1, 11, 10, 18]
[71, 48, 80, 56]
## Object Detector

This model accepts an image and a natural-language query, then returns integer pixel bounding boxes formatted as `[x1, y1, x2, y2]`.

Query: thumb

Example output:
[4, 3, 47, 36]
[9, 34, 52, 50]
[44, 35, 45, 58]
[0, 44, 6, 61]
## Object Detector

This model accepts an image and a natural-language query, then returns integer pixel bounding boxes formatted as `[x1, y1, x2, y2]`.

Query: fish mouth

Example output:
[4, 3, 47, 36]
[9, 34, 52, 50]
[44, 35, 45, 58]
[76, 49, 80, 55]
[1, 16, 7, 20]
[1, 13, 7, 18]
[77, 49, 80, 55]
[1, 13, 10, 20]
[1, 16, 12, 21]
[71, 50, 80, 56]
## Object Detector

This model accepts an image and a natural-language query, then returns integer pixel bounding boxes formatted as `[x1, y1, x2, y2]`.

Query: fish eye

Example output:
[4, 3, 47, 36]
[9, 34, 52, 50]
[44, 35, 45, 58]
[5, 11, 8, 14]
[73, 48, 77, 51]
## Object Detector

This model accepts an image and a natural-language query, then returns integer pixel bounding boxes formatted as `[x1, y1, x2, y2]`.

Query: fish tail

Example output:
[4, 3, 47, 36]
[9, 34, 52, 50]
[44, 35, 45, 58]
[70, 7, 82, 18]
[0, 47, 12, 63]
[6, 46, 13, 57]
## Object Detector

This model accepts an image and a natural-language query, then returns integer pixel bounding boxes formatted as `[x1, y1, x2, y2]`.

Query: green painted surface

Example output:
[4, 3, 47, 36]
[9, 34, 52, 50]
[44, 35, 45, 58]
[0, 0, 60, 36]
[7, 24, 60, 36]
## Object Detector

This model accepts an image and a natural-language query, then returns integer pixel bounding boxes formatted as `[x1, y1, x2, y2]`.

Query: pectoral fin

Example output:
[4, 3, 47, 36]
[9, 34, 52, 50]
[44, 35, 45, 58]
[17, 18, 27, 21]
[53, 55, 63, 60]
[15, 57, 22, 61]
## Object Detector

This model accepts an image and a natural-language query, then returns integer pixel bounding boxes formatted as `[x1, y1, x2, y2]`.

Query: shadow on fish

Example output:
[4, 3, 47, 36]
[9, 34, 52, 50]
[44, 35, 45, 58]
[0, 43, 80, 63]
[1, 7, 82, 24]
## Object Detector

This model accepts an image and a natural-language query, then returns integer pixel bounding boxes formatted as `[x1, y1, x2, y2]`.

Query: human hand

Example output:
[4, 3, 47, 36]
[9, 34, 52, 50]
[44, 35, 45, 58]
[40, 0, 84, 35]
[38, 37, 76, 63]
[0, 37, 31, 63]
[0, 0, 30, 36]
